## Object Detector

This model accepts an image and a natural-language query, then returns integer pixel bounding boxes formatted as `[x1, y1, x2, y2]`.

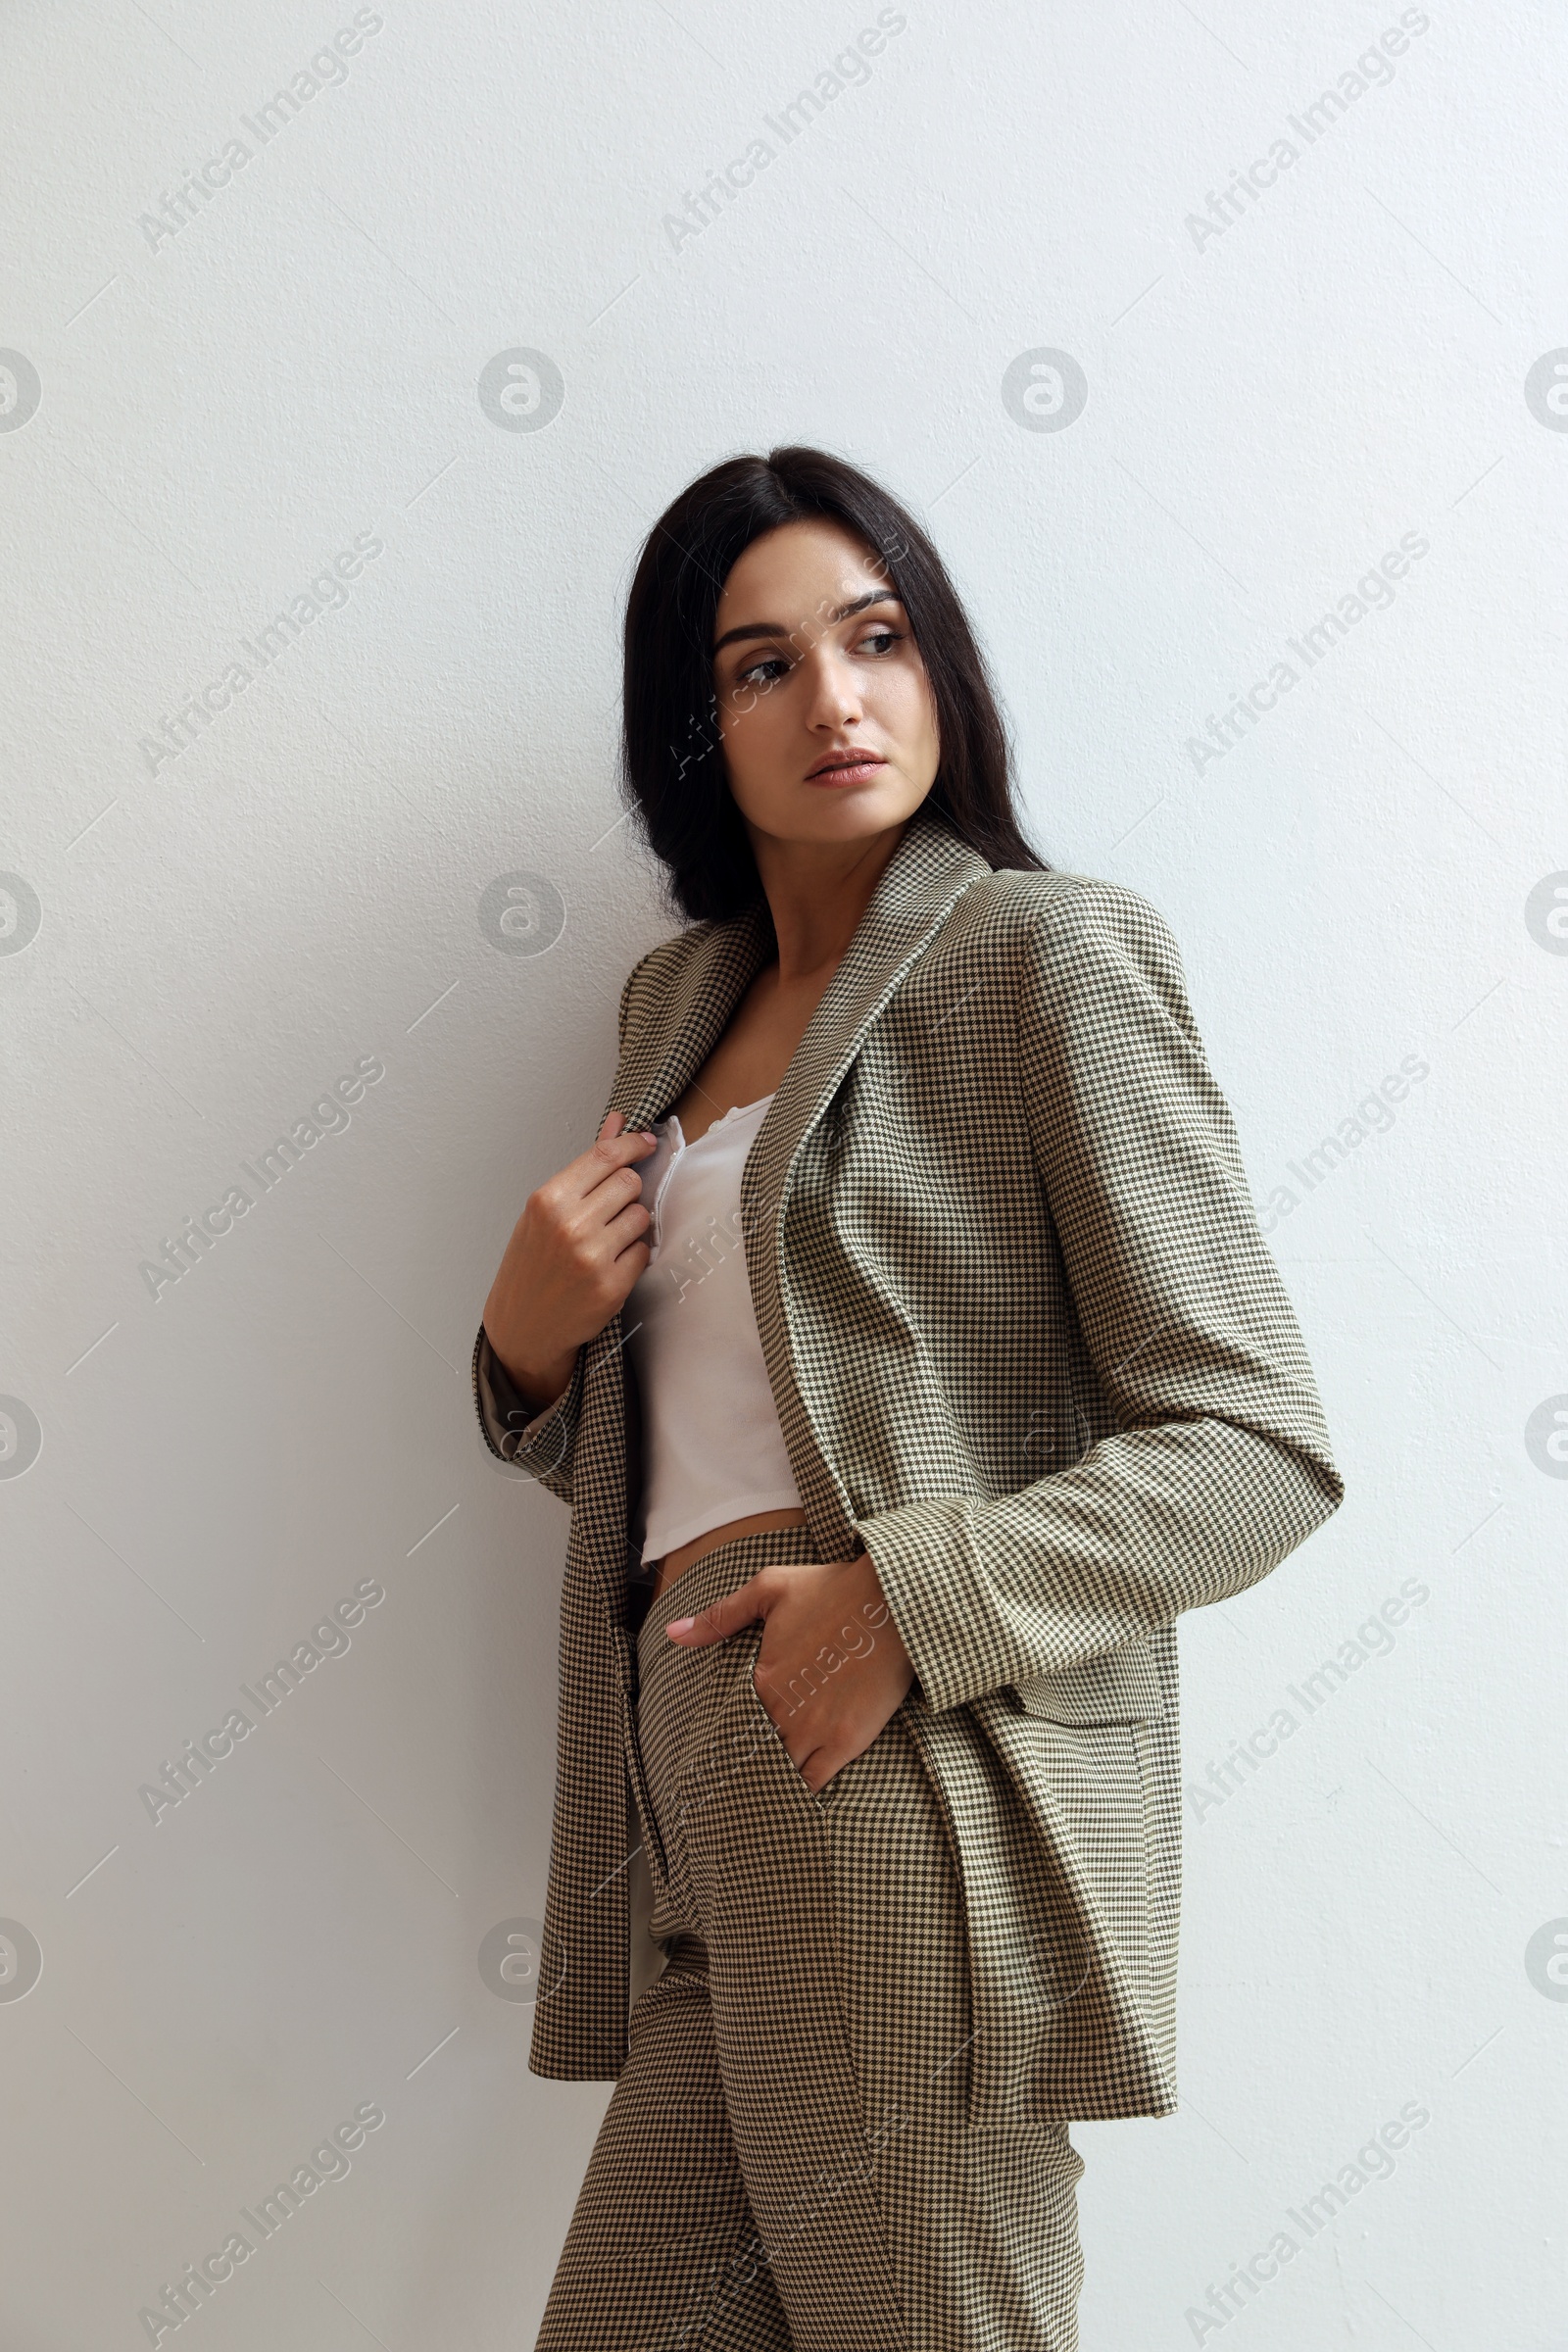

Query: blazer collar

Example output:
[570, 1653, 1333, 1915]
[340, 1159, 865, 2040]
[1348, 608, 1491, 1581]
[612, 811, 991, 1142]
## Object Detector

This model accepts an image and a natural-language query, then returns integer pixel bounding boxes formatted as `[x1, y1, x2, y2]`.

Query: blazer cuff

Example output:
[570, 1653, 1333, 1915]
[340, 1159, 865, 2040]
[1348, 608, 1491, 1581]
[846, 1495, 1128, 1721]
[471, 1325, 580, 1481]
[853, 1496, 1046, 1717]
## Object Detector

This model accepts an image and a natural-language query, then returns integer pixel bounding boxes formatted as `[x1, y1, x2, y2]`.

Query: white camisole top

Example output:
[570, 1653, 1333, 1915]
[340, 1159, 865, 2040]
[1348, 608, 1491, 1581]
[623, 1095, 804, 1564]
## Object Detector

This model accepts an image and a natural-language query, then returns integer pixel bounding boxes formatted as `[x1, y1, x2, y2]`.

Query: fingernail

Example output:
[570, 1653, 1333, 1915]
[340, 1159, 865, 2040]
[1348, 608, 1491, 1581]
[665, 1616, 695, 1637]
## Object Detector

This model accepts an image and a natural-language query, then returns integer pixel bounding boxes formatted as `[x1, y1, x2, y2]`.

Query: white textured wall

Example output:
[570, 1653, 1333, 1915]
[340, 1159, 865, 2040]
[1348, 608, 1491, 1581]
[2, 2, 1563, 2344]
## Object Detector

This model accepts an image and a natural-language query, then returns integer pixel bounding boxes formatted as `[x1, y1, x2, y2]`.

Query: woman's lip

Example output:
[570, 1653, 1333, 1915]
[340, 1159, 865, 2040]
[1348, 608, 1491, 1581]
[806, 756, 886, 784]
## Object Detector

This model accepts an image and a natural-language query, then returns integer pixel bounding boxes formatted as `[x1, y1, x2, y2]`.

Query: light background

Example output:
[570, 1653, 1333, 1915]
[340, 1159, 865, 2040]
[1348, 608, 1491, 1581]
[1, 1, 1564, 2345]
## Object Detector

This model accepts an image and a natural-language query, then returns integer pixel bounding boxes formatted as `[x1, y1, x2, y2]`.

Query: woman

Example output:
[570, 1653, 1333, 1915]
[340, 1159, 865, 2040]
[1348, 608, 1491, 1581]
[475, 447, 1343, 2351]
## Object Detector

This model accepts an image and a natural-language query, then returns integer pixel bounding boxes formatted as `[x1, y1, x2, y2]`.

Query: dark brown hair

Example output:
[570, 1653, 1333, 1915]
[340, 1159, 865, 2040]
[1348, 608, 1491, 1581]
[620, 445, 1046, 922]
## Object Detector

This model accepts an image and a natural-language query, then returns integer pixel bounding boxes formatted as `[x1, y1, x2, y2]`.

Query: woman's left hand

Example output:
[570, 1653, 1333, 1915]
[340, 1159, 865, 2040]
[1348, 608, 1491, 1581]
[665, 1552, 914, 1792]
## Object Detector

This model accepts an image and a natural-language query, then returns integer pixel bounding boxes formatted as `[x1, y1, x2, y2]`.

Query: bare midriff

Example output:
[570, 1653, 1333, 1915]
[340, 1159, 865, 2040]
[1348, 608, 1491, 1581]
[649, 1506, 811, 1604]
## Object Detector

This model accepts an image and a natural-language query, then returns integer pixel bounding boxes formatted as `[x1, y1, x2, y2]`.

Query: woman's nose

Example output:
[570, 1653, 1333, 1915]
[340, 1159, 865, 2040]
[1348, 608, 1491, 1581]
[804, 650, 863, 728]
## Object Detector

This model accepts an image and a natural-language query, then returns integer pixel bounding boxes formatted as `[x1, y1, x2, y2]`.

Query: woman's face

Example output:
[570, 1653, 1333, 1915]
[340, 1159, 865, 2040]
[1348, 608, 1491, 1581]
[710, 518, 940, 855]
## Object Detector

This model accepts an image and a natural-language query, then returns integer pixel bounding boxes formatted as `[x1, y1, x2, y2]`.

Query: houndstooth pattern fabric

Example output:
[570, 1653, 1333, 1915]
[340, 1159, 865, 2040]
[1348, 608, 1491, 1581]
[535, 1527, 1086, 2352]
[477, 814, 1344, 2117]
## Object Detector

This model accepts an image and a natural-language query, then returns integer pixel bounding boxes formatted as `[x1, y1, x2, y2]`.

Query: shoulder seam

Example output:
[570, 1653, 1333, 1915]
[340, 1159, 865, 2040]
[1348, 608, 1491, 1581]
[957, 865, 1172, 935]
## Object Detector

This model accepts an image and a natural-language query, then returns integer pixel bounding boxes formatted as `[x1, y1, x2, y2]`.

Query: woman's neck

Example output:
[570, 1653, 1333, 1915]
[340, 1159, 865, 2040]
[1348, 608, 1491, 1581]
[751, 821, 907, 987]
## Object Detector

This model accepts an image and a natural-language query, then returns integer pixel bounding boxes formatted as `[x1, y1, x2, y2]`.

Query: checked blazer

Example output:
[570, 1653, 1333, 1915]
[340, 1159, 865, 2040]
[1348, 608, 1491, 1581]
[474, 812, 1344, 2123]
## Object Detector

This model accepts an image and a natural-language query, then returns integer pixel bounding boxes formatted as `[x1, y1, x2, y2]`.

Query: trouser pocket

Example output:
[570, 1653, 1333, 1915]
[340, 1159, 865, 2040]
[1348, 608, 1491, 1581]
[734, 1622, 851, 1812]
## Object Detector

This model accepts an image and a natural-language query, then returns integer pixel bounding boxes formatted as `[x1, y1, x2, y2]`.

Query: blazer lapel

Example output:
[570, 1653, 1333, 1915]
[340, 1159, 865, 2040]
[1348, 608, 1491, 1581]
[611, 905, 774, 1133]
[743, 816, 993, 1552]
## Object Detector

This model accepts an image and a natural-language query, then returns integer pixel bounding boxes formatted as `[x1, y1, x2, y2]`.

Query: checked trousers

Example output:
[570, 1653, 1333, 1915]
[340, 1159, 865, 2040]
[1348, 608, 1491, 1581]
[534, 1529, 1086, 2352]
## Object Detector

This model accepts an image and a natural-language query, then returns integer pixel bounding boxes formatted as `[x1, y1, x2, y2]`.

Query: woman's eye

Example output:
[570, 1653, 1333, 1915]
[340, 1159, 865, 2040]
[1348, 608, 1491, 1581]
[734, 654, 789, 688]
[729, 625, 902, 691]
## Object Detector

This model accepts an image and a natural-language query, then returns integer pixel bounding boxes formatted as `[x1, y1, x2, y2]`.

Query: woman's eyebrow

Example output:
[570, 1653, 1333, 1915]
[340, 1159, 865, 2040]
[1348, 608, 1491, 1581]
[712, 588, 901, 656]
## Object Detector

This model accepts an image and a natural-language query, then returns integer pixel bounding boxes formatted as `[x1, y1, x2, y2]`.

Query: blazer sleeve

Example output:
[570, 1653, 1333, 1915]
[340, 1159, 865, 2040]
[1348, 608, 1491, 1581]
[854, 882, 1346, 1715]
[471, 1323, 581, 1498]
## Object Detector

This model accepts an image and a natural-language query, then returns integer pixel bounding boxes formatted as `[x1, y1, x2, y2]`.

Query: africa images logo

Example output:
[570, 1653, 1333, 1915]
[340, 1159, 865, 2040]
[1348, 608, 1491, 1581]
[476, 351, 564, 433]
[1182, 12, 1432, 254]
[0, 351, 42, 433]
[1001, 349, 1089, 434]
[137, 1055, 386, 1301]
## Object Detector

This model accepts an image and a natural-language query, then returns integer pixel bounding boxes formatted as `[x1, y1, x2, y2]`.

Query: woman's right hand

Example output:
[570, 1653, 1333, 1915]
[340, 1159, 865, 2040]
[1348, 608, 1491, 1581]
[482, 1110, 658, 1411]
